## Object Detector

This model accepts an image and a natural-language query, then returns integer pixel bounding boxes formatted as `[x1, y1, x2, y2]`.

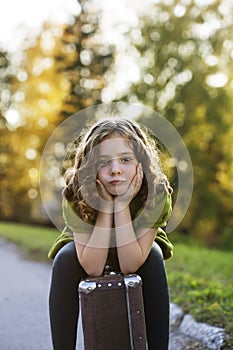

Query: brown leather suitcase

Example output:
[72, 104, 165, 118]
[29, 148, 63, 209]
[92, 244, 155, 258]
[78, 273, 148, 350]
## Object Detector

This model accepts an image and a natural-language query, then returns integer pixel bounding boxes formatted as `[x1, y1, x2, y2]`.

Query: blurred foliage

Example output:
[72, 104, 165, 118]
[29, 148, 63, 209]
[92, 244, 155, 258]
[0, 0, 233, 248]
[0, 51, 17, 218]
[0, 23, 69, 222]
[122, 0, 233, 248]
[0, 1, 114, 224]
[56, 1, 113, 117]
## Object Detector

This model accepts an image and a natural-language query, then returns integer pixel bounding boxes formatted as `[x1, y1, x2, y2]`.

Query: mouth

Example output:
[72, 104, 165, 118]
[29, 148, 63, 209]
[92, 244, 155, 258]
[109, 179, 125, 185]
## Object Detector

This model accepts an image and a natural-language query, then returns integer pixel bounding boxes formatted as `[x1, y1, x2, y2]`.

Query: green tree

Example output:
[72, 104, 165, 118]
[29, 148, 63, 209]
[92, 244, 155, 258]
[0, 50, 18, 219]
[56, 0, 113, 118]
[0, 2, 114, 224]
[40, 1, 115, 227]
[124, 0, 233, 247]
[0, 23, 68, 223]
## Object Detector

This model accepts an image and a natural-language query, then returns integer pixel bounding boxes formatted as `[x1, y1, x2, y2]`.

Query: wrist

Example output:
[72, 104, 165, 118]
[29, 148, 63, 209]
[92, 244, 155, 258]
[99, 200, 114, 213]
[114, 200, 130, 213]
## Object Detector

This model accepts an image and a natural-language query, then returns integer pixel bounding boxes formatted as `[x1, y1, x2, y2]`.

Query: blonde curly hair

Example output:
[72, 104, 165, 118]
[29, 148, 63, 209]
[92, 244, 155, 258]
[62, 117, 172, 224]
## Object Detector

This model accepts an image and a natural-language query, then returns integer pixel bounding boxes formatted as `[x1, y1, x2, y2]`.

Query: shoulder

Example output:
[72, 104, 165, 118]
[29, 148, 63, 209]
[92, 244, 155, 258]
[133, 190, 172, 229]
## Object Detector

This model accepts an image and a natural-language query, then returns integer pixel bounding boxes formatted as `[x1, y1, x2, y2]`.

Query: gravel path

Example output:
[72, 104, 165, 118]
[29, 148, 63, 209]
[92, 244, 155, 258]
[0, 238, 227, 350]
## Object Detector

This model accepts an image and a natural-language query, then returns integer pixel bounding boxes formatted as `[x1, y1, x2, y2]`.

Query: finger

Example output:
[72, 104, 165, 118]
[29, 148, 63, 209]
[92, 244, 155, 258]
[138, 163, 143, 178]
[96, 179, 108, 192]
[96, 179, 103, 187]
[96, 179, 107, 195]
[131, 172, 141, 197]
[136, 163, 143, 181]
[97, 179, 114, 201]
[135, 165, 143, 192]
[135, 163, 141, 183]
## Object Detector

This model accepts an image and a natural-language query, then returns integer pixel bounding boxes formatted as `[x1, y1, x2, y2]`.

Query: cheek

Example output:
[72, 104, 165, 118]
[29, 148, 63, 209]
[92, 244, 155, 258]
[128, 164, 137, 178]
[97, 168, 106, 181]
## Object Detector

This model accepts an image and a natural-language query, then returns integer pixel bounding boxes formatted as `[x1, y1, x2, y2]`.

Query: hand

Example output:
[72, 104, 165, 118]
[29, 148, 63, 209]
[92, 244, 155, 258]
[114, 163, 143, 211]
[96, 179, 114, 212]
[96, 179, 113, 201]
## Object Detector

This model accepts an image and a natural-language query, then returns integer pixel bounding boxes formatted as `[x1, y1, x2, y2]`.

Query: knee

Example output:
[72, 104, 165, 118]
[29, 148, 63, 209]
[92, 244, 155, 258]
[137, 242, 165, 277]
[147, 242, 164, 263]
[53, 242, 76, 267]
[52, 242, 86, 277]
[137, 243, 169, 302]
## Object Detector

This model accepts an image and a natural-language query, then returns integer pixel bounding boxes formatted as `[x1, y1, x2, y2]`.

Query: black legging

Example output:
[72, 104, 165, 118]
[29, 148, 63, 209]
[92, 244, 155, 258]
[49, 242, 170, 350]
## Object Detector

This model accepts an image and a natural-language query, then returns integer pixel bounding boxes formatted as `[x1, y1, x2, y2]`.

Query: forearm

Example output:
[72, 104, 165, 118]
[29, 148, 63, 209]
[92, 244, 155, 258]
[114, 205, 146, 273]
[75, 210, 113, 276]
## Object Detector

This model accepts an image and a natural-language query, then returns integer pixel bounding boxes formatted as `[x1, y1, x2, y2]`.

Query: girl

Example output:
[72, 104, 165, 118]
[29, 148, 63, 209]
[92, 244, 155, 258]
[48, 117, 173, 350]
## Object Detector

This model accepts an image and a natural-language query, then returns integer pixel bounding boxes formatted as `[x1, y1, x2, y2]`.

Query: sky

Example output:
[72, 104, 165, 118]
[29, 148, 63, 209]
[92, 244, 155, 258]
[0, 0, 225, 99]
[0, 0, 148, 102]
[2, 0, 156, 102]
[0, 0, 81, 51]
[0, 0, 157, 52]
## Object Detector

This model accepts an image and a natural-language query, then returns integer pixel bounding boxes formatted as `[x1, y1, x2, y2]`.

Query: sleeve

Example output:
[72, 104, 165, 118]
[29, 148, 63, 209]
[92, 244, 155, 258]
[47, 199, 93, 260]
[153, 191, 172, 228]
[62, 198, 93, 233]
[134, 191, 172, 229]
[48, 226, 73, 260]
[155, 227, 173, 260]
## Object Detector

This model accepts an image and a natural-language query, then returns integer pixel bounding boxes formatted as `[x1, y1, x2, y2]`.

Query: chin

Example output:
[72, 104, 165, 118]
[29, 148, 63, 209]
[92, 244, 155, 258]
[107, 183, 129, 196]
[112, 190, 127, 196]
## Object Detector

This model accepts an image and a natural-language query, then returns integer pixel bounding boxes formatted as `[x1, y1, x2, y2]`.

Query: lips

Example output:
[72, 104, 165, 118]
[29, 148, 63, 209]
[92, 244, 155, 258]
[109, 179, 125, 185]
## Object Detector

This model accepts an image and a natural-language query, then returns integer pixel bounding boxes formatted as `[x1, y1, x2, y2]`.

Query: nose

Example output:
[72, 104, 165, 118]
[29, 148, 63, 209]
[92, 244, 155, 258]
[110, 159, 122, 175]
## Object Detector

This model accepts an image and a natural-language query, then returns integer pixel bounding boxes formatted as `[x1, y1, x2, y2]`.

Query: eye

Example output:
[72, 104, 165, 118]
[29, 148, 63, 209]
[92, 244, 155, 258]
[97, 159, 111, 167]
[121, 157, 132, 163]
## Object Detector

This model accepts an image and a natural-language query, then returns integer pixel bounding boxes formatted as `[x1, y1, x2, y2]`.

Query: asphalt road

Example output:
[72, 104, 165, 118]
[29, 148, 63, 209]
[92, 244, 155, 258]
[0, 238, 52, 350]
[0, 238, 85, 350]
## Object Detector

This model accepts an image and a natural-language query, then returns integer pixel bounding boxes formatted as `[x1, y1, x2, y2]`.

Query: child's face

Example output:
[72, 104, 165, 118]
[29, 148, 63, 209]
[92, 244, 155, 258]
[97, 133, 139, 196]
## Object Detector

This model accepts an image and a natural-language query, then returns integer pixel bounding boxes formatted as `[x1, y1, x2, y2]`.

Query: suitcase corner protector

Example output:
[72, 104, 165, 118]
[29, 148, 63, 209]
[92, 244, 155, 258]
[79, 280, 97, 294]
[124, 274, 142, 288]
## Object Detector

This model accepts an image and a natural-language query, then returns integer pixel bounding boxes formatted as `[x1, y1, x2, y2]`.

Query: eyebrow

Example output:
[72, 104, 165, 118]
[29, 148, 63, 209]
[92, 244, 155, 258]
[99, 152, 135, 158]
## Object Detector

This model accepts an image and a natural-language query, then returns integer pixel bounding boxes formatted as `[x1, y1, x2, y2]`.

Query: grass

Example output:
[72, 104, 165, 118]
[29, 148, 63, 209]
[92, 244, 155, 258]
[165, 232, 233, 349]
[0, 221, 59, 261]
[0, 222, 232, 347]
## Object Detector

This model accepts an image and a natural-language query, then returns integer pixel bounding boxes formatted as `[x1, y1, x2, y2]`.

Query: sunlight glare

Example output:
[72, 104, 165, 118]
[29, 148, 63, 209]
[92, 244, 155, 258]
[174, 4, 186, 17]
[25, 149, 37, 160]
[4, 109, 20, 126]
[206, 72, 228, 88]
[28, 189, 38, 199]
[0, 0, 81, 51]
[38, 117, 48, 128]
[204, 55, 218, 67]
[17, 71, 28, 82]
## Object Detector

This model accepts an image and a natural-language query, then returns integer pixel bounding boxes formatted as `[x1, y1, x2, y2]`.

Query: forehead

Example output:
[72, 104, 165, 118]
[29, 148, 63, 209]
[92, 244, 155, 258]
[98, 134, 134, 156]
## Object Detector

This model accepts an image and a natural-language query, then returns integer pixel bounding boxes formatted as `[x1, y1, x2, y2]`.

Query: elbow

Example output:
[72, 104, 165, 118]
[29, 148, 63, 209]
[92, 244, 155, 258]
[119, 258, 146, 275]
[81, 263, 104, 277]
[86, 269, 103, 277]
[120, 268, 135, 274]
[119, 263, 139, 275]
[77, 254, 105, 277]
